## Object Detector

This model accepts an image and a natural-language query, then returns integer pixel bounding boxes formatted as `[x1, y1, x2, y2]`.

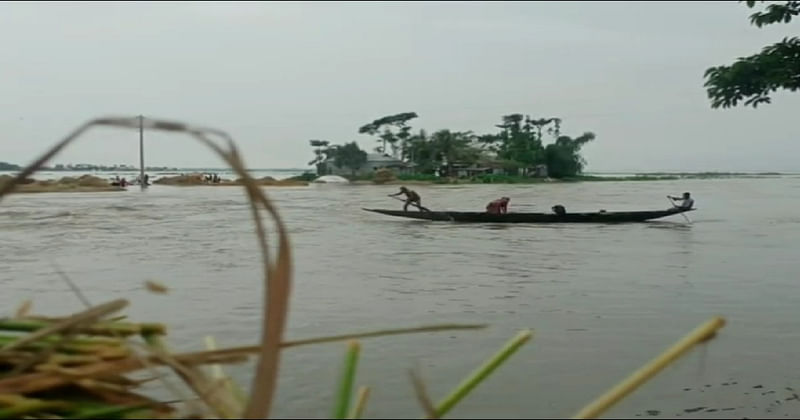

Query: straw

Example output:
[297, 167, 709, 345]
[572, 316, 726, 419]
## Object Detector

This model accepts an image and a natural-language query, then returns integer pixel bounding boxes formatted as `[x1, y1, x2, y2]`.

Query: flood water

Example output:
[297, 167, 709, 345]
[2, 177, 800, 418]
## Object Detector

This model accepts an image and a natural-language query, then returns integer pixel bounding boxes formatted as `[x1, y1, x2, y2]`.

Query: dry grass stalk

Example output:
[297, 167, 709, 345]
[145, 281, 170, 294]
[14, 301, 32, 319]
[349, 386, 370, 419]
[409, 368, 437, 419]
[142, 335, 243, 418]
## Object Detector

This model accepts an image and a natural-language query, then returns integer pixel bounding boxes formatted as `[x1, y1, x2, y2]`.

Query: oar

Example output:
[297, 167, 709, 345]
[389, 195, 432, 212]
[666, 196, 692, 224]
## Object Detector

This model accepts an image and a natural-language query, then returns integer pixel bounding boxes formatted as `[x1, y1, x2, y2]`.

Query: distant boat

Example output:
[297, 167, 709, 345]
[362, 207, 695, 224]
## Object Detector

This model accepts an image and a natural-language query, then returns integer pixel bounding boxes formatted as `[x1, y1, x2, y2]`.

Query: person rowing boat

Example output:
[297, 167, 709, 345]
[389, 186, 426, 212]
[668, 192, 694, 210]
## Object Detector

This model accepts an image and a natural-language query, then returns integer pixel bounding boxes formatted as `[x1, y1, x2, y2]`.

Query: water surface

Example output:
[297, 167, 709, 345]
[1, 177, 799, 418]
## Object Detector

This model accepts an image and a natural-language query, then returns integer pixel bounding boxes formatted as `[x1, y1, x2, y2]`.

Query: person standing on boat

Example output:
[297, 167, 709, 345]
[668, 192, 694, 209]
[389, 186, 422, 211]
[486, 197, 510, 214]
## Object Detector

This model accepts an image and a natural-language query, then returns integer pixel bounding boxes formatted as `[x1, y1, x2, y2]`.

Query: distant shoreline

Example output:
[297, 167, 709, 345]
[0, 167, 308, 173]
[335, 171, 797, 186]
[0, 170, 794, 195]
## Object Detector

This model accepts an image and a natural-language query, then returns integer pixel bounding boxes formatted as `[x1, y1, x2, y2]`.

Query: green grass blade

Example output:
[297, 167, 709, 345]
[333, 340, 361, 419]
[0, 399, 72, 418]
[65, 403, 151, 419]
[434, 330, 532, 418]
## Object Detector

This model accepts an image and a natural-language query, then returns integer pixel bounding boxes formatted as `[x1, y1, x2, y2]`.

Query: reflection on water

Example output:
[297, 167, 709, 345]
[1, 178, 800, 418]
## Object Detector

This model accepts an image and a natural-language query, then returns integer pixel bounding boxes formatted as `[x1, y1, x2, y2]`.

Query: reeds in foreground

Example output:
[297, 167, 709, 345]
[0, 116, 726, 418]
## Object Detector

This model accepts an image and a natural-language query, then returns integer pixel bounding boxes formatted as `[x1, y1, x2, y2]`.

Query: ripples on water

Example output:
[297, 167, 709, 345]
[1, 178, 800, 418]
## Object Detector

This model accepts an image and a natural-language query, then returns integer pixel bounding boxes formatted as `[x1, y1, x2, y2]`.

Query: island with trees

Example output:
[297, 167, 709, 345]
[306, 111, 605, 184]
[303, 111, 785, 185]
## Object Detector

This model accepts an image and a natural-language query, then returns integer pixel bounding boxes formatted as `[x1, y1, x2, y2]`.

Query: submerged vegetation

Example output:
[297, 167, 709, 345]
[0, 115, 727, 419]
[153, 174, 308, 187]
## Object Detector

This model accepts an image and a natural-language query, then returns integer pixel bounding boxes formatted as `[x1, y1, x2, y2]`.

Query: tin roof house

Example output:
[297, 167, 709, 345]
[321, 153, 413, 177]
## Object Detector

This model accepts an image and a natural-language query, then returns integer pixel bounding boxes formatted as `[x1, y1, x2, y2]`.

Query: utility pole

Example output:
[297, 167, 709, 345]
[139, 115, 145, 190]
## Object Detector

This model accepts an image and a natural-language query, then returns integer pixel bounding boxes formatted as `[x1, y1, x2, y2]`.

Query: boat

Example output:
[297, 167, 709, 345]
[362, 207, 695, 224]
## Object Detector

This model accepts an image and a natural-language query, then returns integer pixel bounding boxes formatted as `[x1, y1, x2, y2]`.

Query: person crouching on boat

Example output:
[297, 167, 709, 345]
[668, 192, 694, 209]
[389, 186, 422, 211]
[486, 197, 510, 214]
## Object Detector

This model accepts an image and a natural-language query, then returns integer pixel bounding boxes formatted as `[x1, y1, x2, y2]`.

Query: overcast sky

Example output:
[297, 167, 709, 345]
[1, 1, 797, 172]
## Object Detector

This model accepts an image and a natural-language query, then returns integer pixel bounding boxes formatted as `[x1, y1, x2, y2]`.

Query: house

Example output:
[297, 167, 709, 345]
[443, 160, 507, 177]
[531, 164, 548, 177]
[321, 153, 413, 177]
[450, 165, 496, 178]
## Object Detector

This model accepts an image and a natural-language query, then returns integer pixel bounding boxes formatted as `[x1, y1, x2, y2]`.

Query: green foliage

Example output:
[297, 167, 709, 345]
[433, 330, 532, 418]
[358, 112, 418, 156]
[472, 174, 544, 184]
[308, 140, 331, 175]
[332, 341, 360, 419]
[704, 1, 800, 108]
[747, 0, 799, 27]
[288, 172, 318, 182]
[357, 112, 418, 135]
[403, 129, 485, 175]
[544, 132, 596, 178]
[396, 173, 445, 182]
[332, 142, 368, 176]
[310, 111, 595, 179]
[479, 114, 594, 178]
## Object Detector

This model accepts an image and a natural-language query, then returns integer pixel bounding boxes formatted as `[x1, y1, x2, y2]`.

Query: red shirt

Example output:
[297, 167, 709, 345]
[486, 199, 508, 214]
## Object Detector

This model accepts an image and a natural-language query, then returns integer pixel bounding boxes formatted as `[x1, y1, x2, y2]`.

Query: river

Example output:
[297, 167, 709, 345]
[1, 177, 799, 418]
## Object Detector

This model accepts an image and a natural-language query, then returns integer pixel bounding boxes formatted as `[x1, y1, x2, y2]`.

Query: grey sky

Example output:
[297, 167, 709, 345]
[1, 1, 797, 172]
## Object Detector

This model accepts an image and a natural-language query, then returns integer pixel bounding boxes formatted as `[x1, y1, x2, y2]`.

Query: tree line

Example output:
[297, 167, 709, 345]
[309, 112, 597, 178]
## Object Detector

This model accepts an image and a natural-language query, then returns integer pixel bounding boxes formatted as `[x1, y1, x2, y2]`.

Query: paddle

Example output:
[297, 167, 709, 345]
[389, 195, 432, 212]
[666, 196, 692, 224]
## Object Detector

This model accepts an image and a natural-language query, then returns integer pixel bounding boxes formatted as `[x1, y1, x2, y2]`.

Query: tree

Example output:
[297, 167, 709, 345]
[704, 1, 800, 108]
[482, 114, 560, 171]
[401, 129, 483, 175]
[428, 130, 481, 174]
[308, 139, 330, 165]
[308, 139, 331, 176]
[406, 129, 436, 173]
[358, 112, 418, 157]
[544, 132, 596, 178]
[476, 114, 595, 177]
[396, 125, 413, 160]
[332, 142, 368, 176]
